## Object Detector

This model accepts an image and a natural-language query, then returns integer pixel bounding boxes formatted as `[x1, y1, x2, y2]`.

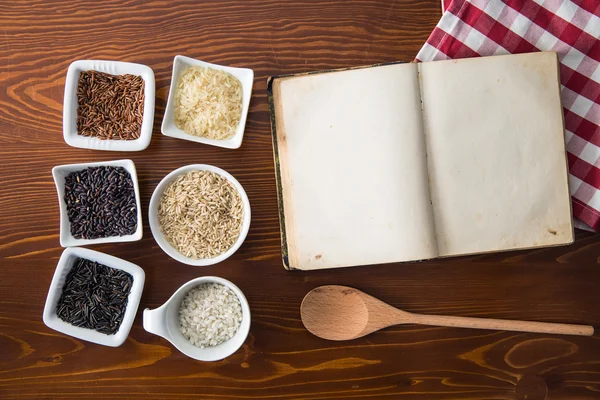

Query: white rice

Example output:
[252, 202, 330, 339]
[179, 283, 242, 349]
[173, 66, 243, 140]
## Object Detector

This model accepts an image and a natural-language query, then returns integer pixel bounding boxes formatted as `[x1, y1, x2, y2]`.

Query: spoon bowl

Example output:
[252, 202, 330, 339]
[301, 285, 594, 341]
[301, 286, 371, 340]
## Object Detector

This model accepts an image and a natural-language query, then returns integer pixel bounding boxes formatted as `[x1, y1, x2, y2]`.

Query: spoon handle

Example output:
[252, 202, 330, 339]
[410, 313, 594, 336]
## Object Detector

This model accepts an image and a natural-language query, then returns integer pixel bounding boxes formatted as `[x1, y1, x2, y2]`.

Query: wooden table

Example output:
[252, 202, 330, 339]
[1, 1, 599, 399]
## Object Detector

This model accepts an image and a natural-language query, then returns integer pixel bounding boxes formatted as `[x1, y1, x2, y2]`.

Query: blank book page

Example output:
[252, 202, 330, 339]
[274, 63, 437, 270]
[419, 52, 573, 256]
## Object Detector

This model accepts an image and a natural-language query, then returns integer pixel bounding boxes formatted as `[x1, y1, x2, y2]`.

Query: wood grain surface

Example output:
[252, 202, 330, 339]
[1, 1, 599, 399]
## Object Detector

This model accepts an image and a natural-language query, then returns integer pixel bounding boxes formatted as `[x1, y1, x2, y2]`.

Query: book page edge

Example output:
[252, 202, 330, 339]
[551, 51, 575, 243]
[437, 236, 574, 259]
[267, 76, 299, 270]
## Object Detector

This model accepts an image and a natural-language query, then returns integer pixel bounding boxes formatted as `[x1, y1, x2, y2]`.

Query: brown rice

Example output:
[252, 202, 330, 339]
[158, 170, 243, 259]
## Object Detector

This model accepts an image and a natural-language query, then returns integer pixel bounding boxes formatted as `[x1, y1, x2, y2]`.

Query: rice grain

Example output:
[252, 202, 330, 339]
[77, 70, 145, 140]
[179, 283, 242, 348]
[158, 170, 243, 259]
[173, 66, 242, 140]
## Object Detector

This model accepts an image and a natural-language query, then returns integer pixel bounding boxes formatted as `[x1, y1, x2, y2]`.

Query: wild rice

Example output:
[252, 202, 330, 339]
[56, 257, 133, 335]
[77, 70, 145, 140]
[158, 170, 243, 259]
[173, 66, 242, 140]
[179, 283, 242, 348]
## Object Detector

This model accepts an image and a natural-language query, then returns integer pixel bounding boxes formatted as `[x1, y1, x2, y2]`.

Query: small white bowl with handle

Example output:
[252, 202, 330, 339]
[143, 276, 251, 361]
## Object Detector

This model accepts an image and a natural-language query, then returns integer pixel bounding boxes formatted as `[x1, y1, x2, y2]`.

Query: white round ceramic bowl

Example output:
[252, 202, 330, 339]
[148, 164, 251, 266]
[143, 276, 250, 361]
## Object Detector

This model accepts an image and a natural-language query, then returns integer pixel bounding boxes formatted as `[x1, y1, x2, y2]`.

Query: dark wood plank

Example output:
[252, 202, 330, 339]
[1, 1, 599, 399]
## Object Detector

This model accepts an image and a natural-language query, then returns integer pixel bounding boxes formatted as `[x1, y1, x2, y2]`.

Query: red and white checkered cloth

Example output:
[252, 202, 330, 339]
[417, 0, 600, 231]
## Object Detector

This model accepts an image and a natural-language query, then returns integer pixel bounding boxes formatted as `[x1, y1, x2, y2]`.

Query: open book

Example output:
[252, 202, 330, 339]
[267, 52, 573, 271]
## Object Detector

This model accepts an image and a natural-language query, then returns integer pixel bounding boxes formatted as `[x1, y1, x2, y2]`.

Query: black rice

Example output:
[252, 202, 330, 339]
[64, 166, 137, 240]
[56, 258, 133, 335]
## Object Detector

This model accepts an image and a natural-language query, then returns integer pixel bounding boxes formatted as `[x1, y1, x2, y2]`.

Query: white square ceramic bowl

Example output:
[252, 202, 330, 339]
[52, 159, 143, 247]
[63, 60, 155, 151]
[43, 247, 145, 347]
[148, 164, 251, 266]
[161, 55, 254, 149]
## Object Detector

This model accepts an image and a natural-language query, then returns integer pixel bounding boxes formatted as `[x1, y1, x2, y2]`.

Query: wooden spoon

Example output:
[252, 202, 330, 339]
[300, 285, 594, 340]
